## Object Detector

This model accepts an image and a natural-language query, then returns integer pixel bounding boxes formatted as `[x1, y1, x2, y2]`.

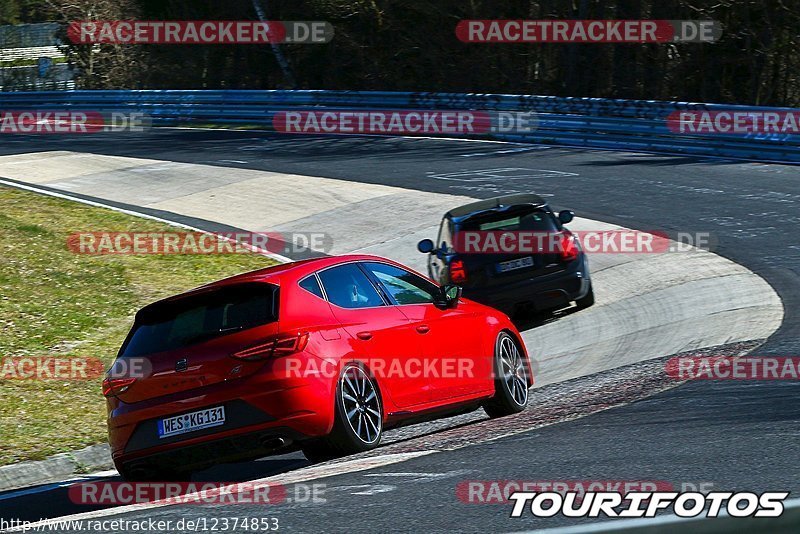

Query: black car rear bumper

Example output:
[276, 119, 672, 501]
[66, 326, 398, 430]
[462, 255, 591, 315]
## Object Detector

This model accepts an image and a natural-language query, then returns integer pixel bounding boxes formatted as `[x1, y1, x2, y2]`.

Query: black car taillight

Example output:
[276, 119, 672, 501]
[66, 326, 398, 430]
[232, 333, 309, 361]
[449, 259, 467, 283]
[559, 231, 579, 262]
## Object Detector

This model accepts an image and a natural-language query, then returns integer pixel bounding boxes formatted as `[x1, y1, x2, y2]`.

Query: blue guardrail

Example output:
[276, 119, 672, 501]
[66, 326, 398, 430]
[1, 90, 798, 164]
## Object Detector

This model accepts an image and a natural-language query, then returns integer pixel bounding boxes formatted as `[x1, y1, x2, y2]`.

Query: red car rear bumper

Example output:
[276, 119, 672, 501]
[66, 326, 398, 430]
[108, 356, 337, 473]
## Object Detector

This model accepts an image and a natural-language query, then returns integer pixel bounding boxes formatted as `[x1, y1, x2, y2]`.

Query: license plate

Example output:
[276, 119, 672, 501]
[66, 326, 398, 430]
[158, 406, 225, 439]
[497, 256, 534, 273]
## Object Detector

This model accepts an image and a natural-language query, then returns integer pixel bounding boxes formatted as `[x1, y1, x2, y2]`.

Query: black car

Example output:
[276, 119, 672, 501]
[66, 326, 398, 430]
[417, 194, 593, 317]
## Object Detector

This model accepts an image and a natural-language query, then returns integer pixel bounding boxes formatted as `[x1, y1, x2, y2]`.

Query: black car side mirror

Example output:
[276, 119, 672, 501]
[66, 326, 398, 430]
[417, 239, 434, 253]
[558, 210, 574, 224]
[435, 284, 462, 309]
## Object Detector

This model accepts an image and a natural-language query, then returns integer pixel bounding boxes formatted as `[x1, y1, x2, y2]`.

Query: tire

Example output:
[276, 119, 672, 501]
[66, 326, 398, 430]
[484, 332, 530, 418]
[302, 364, 383, 463]
[575, 282, 595, 309]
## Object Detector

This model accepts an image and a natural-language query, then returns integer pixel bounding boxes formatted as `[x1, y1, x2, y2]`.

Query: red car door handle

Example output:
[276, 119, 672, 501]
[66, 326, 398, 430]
[357, 331, 372, 340]
[416, 325, 430, 334]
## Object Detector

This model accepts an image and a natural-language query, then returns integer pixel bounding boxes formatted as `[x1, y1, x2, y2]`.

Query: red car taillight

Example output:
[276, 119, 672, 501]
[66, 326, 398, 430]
[559, 231, 579, 262]
[449, 259, 467, 283]
[102, 377, 136, 398]
[232, 333, 309, 361]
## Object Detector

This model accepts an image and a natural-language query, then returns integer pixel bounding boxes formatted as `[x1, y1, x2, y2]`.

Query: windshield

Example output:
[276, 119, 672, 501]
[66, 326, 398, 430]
[459, 207, 559, 233]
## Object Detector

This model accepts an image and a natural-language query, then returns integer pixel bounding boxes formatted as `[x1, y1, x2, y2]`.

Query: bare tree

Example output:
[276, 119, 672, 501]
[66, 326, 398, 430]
[47, 0, 144, 88]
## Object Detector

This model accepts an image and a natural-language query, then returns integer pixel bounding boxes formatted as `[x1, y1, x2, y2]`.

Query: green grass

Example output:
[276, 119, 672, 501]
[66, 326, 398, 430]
[0, 186, 276, 466]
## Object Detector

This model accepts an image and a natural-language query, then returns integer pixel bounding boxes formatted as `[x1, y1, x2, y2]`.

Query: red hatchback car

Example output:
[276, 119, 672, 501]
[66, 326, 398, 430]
[104, 254, 533, 480]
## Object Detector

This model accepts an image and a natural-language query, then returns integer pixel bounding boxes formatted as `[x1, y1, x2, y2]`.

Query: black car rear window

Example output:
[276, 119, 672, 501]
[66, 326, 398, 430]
[120, 282, 278, 357]
[459, 207, 558, 232]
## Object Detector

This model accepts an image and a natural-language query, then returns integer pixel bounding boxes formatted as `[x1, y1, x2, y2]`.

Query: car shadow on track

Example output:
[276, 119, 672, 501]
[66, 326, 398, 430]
[512, 304, 582, 332]
[192, 453, 309, 482]
[1, 407, 507, 524]
[0, 454, 310, 523]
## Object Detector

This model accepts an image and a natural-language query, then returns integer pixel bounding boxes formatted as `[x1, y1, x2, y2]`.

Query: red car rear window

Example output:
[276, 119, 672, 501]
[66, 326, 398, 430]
[120, 282, 278, 357]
